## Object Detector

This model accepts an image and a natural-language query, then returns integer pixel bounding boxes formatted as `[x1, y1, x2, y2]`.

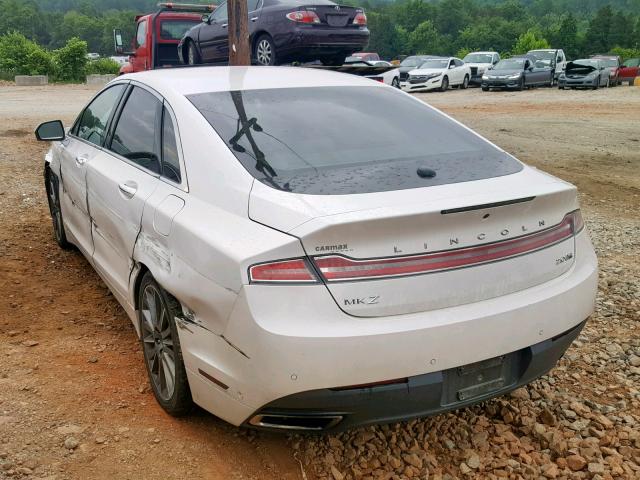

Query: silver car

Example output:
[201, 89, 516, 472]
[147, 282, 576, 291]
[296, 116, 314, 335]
[35, 67, 597, 431]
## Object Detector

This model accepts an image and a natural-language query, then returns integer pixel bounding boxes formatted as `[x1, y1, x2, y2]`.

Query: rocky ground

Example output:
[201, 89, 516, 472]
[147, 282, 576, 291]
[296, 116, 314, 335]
[1, 83, 639, 480]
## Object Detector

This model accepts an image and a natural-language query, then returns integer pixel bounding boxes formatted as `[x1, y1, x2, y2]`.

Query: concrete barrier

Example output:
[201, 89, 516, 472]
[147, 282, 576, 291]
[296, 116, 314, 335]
[86, 74, 117, 86]
[15, 75, 48, 86]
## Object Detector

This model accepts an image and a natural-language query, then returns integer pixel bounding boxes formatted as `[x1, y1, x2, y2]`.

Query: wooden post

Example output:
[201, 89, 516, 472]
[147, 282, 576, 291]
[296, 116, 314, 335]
[227, 0, 251, 65]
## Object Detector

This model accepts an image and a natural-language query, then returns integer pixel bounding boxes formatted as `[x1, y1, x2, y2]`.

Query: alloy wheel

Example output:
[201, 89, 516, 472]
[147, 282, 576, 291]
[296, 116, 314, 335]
[141, 284, 176, 402]
[256, 39, 272, 65]
[47, 175, 63, 244]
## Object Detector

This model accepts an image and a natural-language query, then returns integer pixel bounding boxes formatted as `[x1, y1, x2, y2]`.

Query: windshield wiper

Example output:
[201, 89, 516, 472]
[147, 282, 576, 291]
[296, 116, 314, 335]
[228, 90, 277, 178]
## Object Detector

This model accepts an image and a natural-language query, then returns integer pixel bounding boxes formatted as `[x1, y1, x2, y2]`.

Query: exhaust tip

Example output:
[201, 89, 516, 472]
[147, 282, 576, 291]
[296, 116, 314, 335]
[249, 413, 343, 431]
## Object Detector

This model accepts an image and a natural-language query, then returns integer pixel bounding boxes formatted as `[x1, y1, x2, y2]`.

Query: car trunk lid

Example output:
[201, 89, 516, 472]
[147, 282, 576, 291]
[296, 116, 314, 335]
[306, 4, 359, 27]
[249, 168, 581, 317]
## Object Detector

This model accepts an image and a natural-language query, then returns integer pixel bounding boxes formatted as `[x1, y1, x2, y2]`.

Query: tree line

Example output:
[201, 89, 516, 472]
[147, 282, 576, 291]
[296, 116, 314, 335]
[0, 0, 639, 63]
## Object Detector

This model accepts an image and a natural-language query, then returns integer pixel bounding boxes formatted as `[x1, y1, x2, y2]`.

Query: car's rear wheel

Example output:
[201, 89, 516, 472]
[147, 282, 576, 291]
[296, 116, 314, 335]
[139, 272, 193, 416]
[45, 169, 72, 250]
[391, 77, 400, 89]
[440, 76, 449, 92]
[187, 41, 200, 65]
[253, 34, 277, 66]
[461, 75, 469, 89]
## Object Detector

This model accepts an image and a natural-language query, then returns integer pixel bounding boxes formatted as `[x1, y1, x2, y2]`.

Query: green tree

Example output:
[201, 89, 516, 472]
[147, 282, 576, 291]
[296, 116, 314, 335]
[53, 36, 88, 81]
[408, 20, 444, 55]
[557, 13, 578, 59]
[585, 6, 614, 54]
[0, 32, 55, 75]
[512, 29, 550, 54]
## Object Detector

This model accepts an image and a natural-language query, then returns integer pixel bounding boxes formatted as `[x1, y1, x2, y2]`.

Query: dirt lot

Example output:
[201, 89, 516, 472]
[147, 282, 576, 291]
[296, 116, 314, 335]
[0, 83, 639, 480]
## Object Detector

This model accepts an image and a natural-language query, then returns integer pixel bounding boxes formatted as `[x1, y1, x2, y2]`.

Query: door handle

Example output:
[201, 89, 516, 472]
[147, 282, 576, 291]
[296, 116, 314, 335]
[251, 16, 258, 21]
[75, 155, 88, 166]
[118, 181, 138, 198]
[222, 23, 228, 28]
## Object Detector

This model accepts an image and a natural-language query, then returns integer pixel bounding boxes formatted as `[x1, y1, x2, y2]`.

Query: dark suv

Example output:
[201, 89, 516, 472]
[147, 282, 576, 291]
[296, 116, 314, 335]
[178, 0, 369, 66]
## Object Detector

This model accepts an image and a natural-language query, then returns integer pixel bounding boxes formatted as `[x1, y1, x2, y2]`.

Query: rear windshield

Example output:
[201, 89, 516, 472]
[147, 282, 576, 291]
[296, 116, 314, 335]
[188, 86, 522, 195]
[160, 20, 199, 40]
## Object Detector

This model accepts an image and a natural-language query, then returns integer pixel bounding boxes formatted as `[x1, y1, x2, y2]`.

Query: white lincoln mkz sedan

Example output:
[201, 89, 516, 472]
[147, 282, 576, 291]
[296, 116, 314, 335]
[35, 66, 598, 432]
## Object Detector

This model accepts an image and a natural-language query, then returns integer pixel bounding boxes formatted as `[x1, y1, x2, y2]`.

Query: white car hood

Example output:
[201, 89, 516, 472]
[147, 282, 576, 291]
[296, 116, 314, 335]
[408, 67, 446, 76]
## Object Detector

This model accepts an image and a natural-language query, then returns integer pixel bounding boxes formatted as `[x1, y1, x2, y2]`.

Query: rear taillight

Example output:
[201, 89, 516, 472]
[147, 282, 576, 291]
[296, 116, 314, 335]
[249, 258, 319, 284]
[369, 76, 384, 83]
[353, 11, 367, 25]
[313, 210, 584, 282]
[286, 10, 320, 24]
[567, 209, 584, 234]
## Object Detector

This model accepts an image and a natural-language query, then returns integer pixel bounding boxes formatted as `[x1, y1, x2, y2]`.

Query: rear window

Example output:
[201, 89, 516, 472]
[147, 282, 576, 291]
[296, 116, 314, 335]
[187, 86, 522, 195]
[160, 20, 199, 40]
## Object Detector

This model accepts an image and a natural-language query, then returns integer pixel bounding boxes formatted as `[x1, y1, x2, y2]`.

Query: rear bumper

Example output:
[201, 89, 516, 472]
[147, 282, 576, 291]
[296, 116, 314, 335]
[177, 232, 597, 429]
[275, 26, 369, 59]
[249, 319, 586, 432]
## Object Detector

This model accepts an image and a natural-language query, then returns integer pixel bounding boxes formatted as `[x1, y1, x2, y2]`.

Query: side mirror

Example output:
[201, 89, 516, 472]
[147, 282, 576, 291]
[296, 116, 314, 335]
[449, 64, 455, 69]
[35, 120, 65, 142]
[113, 29, 124, 54]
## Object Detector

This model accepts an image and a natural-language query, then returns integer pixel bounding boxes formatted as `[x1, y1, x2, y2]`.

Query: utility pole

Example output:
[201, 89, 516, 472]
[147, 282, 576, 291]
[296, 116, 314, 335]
[227, 0, 251, 65]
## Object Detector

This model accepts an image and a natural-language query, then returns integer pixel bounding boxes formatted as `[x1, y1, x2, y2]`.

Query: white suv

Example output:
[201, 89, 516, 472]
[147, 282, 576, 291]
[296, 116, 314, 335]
[463, 51, 500, 85]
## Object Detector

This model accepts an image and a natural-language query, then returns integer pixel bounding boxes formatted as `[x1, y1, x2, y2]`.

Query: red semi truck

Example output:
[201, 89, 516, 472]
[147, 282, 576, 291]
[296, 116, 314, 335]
[114, 3, 214, 75]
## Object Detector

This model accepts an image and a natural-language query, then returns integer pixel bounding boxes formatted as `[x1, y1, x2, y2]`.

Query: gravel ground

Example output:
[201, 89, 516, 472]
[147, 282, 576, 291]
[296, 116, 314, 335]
[0, 82, 639, 480]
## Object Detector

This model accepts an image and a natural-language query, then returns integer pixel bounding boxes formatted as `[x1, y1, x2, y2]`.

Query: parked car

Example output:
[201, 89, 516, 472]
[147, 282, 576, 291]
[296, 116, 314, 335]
[402, 57, 471, 92]
[347, 52, 379, 62]
[86, 52, 101, 60]
[398, 55, 440, 85]
[462, 51, 500, 85]
[590, 55, 621, 86]
[481, 55, 553, 91]
[527, 48, 567, 83]
[558, 59, 610, 90]
[114, 3, 212, 74]
[619, 58, 640, 86]
[179, 0, 369, 66]
[343, 59, 400, 88]
[35, 66, 597, 432]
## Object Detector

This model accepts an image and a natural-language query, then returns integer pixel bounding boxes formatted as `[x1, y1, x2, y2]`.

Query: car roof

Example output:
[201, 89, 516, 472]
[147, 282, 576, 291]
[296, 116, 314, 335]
[118, 66, 381, 96]
[468, 51, 498, 54]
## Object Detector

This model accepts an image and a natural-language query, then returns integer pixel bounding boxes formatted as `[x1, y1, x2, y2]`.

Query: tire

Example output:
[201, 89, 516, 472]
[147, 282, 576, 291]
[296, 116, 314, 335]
[187, 41, 200, 66]
[391, 77, 400, 89]
[516, 77, 524, 91]
[481, 86, 489, 91]
[253, 34, 277, 66]
[605, 77, 610, 88]
[549, 73, 555, 87]
[45, 169, 72, 250]
[461, 75, 469, 89]
[592, 80, 598, 90]
[440, 76, 449, 92]
[139, 272, 193, 416]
